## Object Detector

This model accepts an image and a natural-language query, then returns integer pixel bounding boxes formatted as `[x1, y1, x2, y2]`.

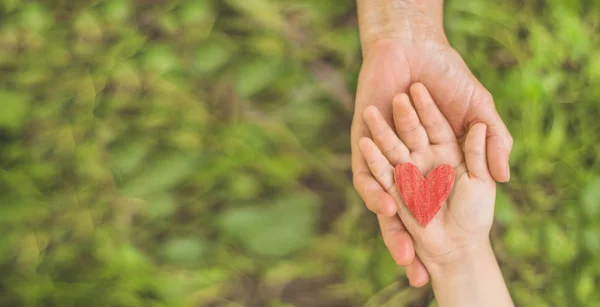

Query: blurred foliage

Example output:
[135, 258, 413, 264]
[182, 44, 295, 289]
[0, 0, 599, 306]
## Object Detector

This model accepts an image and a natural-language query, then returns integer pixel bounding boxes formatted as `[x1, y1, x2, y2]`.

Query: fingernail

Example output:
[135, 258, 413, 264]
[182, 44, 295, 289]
[506, 165, 511, 180]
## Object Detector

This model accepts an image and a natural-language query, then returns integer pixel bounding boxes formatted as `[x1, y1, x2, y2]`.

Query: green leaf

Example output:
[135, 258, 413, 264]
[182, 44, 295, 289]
[119, 244, 150, 270]
[194, 42, 232, 74]
[0, 90, 28, 130]
[1, 0, 20, 12]
[74, 11, 102, 39]
[142, 45, 179, 74]
[113, 29, 147, 59]
[163, 237, 209, 265]
[583, 226, 600, 254]
[504, 226, 538, 257]
[373, 246, 398, 287]
[225, 0, 286, 32]
[179, 0, 215, 25]
[196, 268, 229, 288]
[587, 52, 600, 80]
[495, 189, 517, 224]
[19, 3, 52, 32]
[582, 177, 600, 217]
[220, 193, 319, 256]
[144, 194, 175, 218]
[228, 172, 261, 200]
[575, 273, 594, 304]
[236, 58, 282, 97]
[0, 234, 15, 261]
[545, 223, 577, 265]
[103, 0, 131, 23]
[111, 142, 150, 177]
[120, 153, 198, 198]
[512, 285, 552, 307]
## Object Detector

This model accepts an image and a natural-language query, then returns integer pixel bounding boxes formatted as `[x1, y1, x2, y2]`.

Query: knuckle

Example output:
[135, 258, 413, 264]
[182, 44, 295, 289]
[486, 140, 505, 151]
[381, 232, 393, 248]
[481, 88, 494, 104]
[424, 117, 440, 129]
[365, 200, 378, 213]
[372, 129, 386, 140]
[466, 150, 485, 159]
[366, 156, 380, 169]
[379, 174, 396, 193]
[380, 226, 396, 243]
[469, 86, 494, 112]
[507, 133, 514, 148]
[382, 144, 398, 156]
[400, 121, 420, 134]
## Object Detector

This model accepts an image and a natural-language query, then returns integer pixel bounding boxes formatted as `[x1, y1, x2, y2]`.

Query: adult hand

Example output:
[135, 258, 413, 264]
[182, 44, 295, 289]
[352, 0, 512, 287]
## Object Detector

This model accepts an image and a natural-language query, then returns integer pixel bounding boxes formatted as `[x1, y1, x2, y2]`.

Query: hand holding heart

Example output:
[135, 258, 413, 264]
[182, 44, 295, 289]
[359, 83, 496, 269]
[395, 163, 455, 228]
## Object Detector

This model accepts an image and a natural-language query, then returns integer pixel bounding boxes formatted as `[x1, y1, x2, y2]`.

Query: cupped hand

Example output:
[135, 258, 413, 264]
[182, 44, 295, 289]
[359, 83, 496, 268]
[352, 2, 512, 287]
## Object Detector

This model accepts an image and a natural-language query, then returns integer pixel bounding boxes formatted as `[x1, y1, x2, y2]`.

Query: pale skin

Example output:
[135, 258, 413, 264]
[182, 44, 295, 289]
[353, 0, 513, 286]
[360, 83, 513, 306]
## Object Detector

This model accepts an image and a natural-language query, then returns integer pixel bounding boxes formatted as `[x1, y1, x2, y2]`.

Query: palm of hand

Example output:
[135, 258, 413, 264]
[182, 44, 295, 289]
[366, 35, 512, 173]
[359, 83, 496, 267]
[391, 123, 495, 264]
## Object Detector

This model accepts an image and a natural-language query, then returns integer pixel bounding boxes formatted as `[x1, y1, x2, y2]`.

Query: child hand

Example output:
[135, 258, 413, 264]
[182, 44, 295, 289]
[359, 83, 496, 270]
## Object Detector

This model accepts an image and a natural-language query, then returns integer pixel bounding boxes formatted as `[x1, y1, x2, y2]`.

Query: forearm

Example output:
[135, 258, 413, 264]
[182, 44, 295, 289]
[427, 242, 514, 307]
[357, 0, 445, 52]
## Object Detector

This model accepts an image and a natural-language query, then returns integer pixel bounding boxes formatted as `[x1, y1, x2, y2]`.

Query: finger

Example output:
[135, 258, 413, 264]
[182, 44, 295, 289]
[465, 123, 491, 180]
[405, 257, 430, 288]
[487, 135, 510, 182]
[486, 116, 512, 182]
[359, 137, 396, 191]
[468, 93, 513, 182]
[363, 106, 410, 165]
[352, 118, 397, 217]
[359, 138, 424, 243]
[410, 83, 457, 145]
[377, 214, 415, 266]
[392, 93, 429, 152]
[353, 170, 397, 216]
[359, 138, 424, 266]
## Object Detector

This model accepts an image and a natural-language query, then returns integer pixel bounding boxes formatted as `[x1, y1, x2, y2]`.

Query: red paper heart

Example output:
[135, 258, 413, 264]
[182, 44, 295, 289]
[394, 163, 456, 227]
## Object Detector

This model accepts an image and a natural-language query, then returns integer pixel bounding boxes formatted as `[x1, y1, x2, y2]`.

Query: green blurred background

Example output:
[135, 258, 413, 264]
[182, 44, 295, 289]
[1, 0, 599, 306]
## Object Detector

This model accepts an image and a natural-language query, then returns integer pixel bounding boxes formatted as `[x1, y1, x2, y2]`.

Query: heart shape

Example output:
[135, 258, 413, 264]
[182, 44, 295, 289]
[394, 163, 456, 227]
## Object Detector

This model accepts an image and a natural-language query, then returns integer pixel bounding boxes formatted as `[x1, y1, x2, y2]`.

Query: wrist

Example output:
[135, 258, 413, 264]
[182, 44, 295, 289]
[403, 0, 445, 24]
[357, 0, 446, 55]
[425, 239, 514, 306]
[426, 239, 497, 282]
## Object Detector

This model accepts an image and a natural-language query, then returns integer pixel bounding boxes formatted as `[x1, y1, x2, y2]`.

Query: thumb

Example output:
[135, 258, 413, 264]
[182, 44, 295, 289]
[470, 94, 512, 182]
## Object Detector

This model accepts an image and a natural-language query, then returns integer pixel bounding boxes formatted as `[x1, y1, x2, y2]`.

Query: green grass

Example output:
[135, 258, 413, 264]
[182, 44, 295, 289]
[0, 0, 599, 306]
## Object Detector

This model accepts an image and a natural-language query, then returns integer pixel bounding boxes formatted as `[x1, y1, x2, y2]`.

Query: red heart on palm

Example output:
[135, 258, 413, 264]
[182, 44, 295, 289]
[394, 163, 456, 227]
